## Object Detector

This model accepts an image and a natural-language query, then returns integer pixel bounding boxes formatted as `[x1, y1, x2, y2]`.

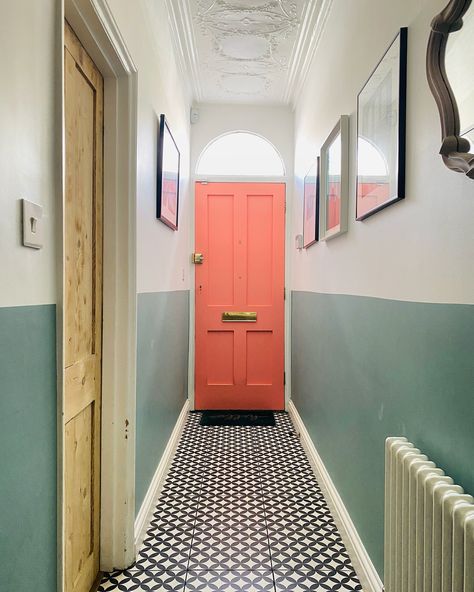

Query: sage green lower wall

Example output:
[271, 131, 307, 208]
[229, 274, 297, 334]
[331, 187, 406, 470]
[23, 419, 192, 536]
[0, 305, 57, 591]
[135, 290, 190, 514]
[291, 291, 474, 577]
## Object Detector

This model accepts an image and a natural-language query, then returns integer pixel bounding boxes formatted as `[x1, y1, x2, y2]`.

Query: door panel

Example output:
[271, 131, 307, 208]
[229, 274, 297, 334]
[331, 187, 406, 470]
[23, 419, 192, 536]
[207, 331, 235, 385]
[64, 21, 103, 592]
[195, 182, 285, 410]
[207, 194, 236, 305]
[246, 194, 273, 305]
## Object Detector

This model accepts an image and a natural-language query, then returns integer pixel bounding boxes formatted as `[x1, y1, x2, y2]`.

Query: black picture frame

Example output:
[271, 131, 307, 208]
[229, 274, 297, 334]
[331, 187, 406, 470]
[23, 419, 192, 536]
[356, 27, 408, 221]
[157, 114, 180, 230]
[303, 157, 320, 248]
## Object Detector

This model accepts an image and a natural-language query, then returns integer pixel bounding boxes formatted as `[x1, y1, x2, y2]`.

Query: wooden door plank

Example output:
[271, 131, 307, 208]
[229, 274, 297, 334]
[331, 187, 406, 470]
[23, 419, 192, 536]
[64, 20, 103, 592]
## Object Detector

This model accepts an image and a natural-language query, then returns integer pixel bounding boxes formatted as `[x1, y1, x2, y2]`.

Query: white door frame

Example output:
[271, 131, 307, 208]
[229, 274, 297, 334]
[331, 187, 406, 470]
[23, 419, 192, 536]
[188, 175, 292, 411]
[59, 0, 138, 586]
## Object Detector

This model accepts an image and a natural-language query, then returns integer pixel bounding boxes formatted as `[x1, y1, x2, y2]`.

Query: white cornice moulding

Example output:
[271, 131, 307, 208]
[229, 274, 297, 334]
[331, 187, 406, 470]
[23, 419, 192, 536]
[164, 0, 333, 107]
[165, 0, 203, 103]
[283, 0, 333, 106]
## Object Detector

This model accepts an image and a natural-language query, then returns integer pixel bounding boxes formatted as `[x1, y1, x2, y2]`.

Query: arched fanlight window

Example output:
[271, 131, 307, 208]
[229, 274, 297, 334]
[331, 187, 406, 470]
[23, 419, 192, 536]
[196, 131, 285, 176]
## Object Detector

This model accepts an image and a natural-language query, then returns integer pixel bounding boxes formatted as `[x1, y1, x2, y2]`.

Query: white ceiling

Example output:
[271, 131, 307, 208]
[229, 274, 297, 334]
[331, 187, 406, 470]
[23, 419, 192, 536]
[166, 0, 333, 105]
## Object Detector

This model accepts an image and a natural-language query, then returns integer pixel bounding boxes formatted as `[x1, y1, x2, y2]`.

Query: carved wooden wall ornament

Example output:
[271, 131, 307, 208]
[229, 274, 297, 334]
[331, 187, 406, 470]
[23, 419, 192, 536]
[427, 0, 474, 179]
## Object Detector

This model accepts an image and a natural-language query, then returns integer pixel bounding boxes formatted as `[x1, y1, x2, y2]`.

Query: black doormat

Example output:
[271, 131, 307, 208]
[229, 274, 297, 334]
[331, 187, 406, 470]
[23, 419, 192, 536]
[200, 410, 275, 427]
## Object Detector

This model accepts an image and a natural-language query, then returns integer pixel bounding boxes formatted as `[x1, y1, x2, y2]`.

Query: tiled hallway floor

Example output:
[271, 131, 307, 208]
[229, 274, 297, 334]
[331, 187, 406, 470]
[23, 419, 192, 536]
[99, 412, 362, 591]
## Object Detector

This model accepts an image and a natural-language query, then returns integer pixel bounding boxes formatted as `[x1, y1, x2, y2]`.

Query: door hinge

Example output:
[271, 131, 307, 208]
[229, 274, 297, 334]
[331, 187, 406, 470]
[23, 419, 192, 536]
[284, 287, 286, 300]
[284, 371, 286, 385]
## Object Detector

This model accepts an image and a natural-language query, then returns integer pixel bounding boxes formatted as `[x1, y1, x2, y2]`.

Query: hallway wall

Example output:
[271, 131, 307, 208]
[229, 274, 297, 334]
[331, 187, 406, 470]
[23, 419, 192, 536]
[106, 0, 192, 515]
[0, 1, 191, 588]
[291, 0, 474, 578]
[0, 1, 59, 591]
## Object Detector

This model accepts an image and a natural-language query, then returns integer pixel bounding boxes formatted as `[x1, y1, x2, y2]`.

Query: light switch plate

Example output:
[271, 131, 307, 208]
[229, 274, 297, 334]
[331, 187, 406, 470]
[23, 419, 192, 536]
[22, 199, 44, 249]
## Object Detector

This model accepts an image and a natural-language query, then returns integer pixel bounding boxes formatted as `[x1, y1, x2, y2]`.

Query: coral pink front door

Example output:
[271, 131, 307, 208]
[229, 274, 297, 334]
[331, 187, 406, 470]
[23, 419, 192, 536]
[195, 182, 285, 410]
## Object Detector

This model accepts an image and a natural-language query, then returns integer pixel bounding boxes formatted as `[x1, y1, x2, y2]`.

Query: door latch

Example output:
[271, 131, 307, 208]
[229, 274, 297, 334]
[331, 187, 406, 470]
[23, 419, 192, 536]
[192, 253, 204, 264]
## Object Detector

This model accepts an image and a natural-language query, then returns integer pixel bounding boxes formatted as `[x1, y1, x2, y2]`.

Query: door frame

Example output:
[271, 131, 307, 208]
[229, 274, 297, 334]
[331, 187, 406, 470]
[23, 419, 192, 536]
[189, 175, 292, 411]
[59, 0, 138, 587]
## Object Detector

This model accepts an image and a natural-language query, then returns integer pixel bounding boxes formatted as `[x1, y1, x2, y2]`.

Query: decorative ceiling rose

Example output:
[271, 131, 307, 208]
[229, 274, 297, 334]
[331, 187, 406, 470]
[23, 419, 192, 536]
[203, 57, 285, 76]
[219, 35, 270, 60]
[165, 0, 333, 103]
[196, 0, 298, 37]
[219, 73, 270, 95]
[224, 0, 273, 7]
[212, 35, 287, 71]
[193, 0, 298, 100]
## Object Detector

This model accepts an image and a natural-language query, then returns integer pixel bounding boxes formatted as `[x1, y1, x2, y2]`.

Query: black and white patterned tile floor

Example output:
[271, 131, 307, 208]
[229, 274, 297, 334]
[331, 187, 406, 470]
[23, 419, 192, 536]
[99, 412, 362, 591]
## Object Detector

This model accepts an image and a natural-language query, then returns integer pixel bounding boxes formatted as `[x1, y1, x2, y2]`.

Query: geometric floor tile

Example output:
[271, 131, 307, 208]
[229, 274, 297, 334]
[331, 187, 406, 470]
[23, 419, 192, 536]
[132, 531, 193, 571]
[98, 412, 362, 592]
[185, 570, 275, 591]
[97, 569, 186, 591]
[273, 568, 362, 591]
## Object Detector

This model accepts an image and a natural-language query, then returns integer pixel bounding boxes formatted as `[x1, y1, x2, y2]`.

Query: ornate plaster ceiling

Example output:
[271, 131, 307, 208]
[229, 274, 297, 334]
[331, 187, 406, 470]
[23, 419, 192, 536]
[166, 0, 333, 105]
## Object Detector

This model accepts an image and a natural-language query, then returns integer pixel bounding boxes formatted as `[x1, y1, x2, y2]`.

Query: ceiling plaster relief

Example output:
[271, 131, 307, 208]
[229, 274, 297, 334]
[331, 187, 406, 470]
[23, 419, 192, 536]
[195, 0, 300, 100]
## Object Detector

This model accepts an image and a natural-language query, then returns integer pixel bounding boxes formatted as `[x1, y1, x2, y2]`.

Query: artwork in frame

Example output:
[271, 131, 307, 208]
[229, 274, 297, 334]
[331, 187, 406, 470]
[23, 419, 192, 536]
[319, 115, 350, 241]
[303, 157, 320, 248]
[356, 28, 408, 221]
[157, 114, 180, 230]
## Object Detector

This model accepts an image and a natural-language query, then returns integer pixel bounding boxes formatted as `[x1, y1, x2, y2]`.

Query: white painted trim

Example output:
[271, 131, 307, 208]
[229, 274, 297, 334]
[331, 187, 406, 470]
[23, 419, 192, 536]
[56, 6, 66, 592]
[135, 400, 190, 550]
[194, 175, 288, 184]
[165, 0, 202, 102]
[61, 0, 138, 582]
[288, 401, 383, 592]
[284, 0, 334, 106]
[188, 269, 196, 410]
[284, 183, 293, 409]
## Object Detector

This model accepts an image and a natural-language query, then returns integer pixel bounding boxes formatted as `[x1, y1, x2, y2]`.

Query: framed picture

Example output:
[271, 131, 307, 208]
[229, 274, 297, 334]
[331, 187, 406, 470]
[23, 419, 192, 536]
[303, 157, 320, 248]
[356, 28, 408, 221]
[157, 114, 180, 230]
[319, 115, 350, 241]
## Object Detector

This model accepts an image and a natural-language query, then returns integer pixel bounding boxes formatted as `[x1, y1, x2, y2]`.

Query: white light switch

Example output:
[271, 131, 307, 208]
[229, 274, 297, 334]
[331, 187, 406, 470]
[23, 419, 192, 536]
[22, 199, 44, 249]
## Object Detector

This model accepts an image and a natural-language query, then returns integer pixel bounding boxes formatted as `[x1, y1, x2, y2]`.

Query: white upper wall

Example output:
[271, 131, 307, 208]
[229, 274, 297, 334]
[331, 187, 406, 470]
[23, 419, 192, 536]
[191, 103, 294, 179]
[292, 0, 474, 305]
[0, 0, 193, 306]
[108, 0, 192, 294]
[0, 0, 59, 307]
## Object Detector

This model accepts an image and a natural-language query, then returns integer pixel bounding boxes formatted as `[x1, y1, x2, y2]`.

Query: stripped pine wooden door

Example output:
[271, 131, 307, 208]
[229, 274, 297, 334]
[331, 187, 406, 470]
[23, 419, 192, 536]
[64, 21, 103, 592]
[195, 182, 285, 410]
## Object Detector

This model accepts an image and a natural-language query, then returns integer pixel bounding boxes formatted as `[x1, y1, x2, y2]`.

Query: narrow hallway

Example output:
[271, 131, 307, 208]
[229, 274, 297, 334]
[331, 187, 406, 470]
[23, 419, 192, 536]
[99, 413, 361, 591]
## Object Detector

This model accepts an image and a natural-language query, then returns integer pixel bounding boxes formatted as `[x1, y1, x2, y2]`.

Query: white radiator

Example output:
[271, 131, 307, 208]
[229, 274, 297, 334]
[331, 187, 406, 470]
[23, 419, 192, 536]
[385, 437, 474, 592]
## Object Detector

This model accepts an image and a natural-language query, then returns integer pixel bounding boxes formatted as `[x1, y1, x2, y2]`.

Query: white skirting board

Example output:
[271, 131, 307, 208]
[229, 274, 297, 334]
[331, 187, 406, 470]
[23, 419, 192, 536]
[134, 399, 190, 551]
[288, 401, 383, 592]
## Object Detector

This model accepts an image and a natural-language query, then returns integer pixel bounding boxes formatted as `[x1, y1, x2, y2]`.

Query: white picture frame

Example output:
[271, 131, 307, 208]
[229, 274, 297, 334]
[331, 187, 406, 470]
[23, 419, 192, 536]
[319, 115, 350, 241]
